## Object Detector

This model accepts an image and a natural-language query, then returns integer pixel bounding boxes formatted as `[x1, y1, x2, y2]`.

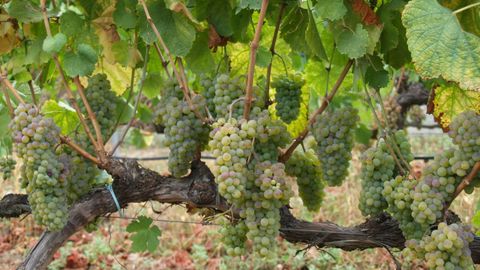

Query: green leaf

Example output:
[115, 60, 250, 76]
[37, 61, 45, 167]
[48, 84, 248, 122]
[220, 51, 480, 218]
[13, 69, 32, 83]
[306, 9, 328, 61]
[236, 0, 262, 10]
[142, 72, 162, 99]
[42, 33, 67, 54]
[314, 0, 347, 21]
[63, 44, 98, 77]
[472, 210, 480, 229]
[60, 11, 85, 37]
[184, 32, 215, 74]
[363, 55, 389, 89]
[432, 82, 480, 128]
[206, 1, 234, 37]
[125, 128, 148, 148]
[138, 0, 196, 56]
[335, 24, 369, 59]
[255, 46, 272, 68]
[355, 123, 372, 145]
[126, 216, 161, 253]
[114, 0, 138, 29]
[41, 100, 79, 135]
[4, 0, 42, 23]
[403, 0, 480, 91]
[0, 105, 11, 139]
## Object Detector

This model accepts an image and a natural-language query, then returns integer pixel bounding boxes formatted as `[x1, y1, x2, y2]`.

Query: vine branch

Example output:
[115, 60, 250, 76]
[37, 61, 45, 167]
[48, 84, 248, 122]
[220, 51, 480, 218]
[0, 71, 26, 104]
[243, 0, 270, 119]
[279, 59, 354, 162]
[445, 161, 480, 212]
[264, 2, 286, 107]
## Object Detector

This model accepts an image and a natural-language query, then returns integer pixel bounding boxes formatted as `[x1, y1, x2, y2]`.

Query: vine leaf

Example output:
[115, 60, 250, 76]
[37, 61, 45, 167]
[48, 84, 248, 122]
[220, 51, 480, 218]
[114, 0, 138, 29]
[237, 0, 262, 10]
[0, 17, 21, 55]
[335, 24, 369, 59]
[402, 0, 480, 91]
[185, 31, 215, 74]
[60, 11, 85, 37]
[63, 44, 98, 77]
[126, 216, 162, 253]
[42, 33, 67, 54]
[41, 100, 79, 135]
[4, 0, 42, 23]
[314, 0, 347, 21]
[351, 0, 380, 25]
[431, 82, 480, 128]
[138, 0, 195, 57]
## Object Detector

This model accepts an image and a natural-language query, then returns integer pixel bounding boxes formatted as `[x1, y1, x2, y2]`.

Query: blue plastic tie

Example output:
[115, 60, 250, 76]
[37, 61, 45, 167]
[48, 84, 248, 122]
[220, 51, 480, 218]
[106, 184, 124, 217]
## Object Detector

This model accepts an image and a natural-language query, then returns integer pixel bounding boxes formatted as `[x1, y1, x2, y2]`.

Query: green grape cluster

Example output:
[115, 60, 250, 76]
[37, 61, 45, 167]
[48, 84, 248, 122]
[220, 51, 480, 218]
[252, 108, 291, 162]
[359, 130, 413, 217]
[405, 222, 474, 270]
[407, 105, 425, 129]
[285, 149, 325, 212]
[199, 74, 217, 118]
[0, 156, 16, 180]
[242, 161, 292, 257]
[213, 74, 244, 119]
[10, 103, 68, 231]
[67, 74, 118, 201]
[157, 94, 209, 177]
[311, 107, 359, 186]
[219, 218, 248, 256]
[383, 176, 424, 239]
[272, 74, 304, 123]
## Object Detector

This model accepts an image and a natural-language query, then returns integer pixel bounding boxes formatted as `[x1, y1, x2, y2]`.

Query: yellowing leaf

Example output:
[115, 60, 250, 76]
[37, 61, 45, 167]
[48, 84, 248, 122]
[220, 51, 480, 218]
[96, 61, 131, 95]
[432, 83, 480, 128]
[402, 0, 480, 90]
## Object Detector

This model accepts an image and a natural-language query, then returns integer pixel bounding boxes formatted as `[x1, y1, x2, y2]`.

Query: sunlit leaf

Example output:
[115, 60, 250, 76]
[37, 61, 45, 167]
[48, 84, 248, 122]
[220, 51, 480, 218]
[41, 100, 80, 135]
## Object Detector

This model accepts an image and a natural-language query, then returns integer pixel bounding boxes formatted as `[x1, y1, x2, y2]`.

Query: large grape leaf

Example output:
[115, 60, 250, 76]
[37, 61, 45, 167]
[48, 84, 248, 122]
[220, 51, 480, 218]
[41, 100, 80, 135]
[335, 24, 369, 59]
[185, 31, 215, 74]
[63, 44, 98, 77]
[126, 216, 161, 253]
[314, 0, 347, 21]
[402, 0, 480, 91]
[138, 0, 196, 57]
[4, 0, 42, 23]
[440, 0, 480, 36]
[431, 82, 480, 128]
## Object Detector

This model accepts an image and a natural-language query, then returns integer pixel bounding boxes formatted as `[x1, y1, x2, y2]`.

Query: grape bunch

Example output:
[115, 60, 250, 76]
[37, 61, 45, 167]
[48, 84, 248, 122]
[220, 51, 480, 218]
[311, 107, 359, 186]
[407, 105, 425, 129]
[252, 108, 291, 162]
[10, 103, 68, 231]
[405, 222, 474, 270]
[383, 175, 424, 239]
[0, 156, 16, 180]
[157, 93, 210, 178]
[286, 149, 325, 212]
[359, 130, 413, 217]
[213, 74, 245, 119]
[219, 219, 248, 256]
[379, 95, 402, 130]
[199, 74, 217, 118]
[242, 161, 293, 257]
[272, 74, 304, 123]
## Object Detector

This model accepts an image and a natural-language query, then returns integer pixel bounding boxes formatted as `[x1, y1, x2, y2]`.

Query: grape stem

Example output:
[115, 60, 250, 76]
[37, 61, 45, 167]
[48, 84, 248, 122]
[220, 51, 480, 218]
[264, 2, 286, 108]
[40, 0, 106, 163]
[138, 0, 207, 123]
[110, 45, 150, 155]
[0, 86, 14, 117]
[243, 0, 270, 120]
[279, 59, 354, 163]
[153, 42, 172, 79]
[27, 80, 37, 105]
[59, 136, 100, 165]
[0, 71, 26, 104]
[445, 160, 480, 213]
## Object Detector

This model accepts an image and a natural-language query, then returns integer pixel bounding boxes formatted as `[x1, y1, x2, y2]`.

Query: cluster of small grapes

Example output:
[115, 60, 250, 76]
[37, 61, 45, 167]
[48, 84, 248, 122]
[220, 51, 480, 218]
[272, 74, 304, 123]
[405, 222, 474, 270]
[10, 103, 69, 231]
[285, 149, 325, 212]
[311, 107, 359, 186]
[383, 176, 424, 239]
[0, 156, 16, 180]
[359, 130, 413, 217]
[157, 92, 210, 177]
[379, 95, 402, 130]
[199, 74, 217, 118]
[407, 105, 425, 129]
[67, 74, 119, 201]
[213, 74, 245, 119]
[219, 218, 248, 256]
[242, 161, 293, 257]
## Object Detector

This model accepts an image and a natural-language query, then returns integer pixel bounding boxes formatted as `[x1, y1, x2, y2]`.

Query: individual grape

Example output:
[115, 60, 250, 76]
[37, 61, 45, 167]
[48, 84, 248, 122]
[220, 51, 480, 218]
[407, 105, 425, 129]
[285, 149, 325, 212]
[0, 156, 16, 180]
[157, 93, 209, 177]
[404, 222, 474, 270]
[383, 175, 424, 239]
[311, 107, 359, 186]
[359, 130, 413, 217]
[10, 103, 68, 231]
[272, 74, 304, 123]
